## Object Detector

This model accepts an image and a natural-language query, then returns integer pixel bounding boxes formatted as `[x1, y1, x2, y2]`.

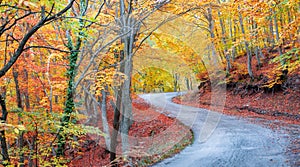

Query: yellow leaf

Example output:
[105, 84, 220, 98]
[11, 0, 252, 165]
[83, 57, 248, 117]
[40, 0, 46, 6]
[119, 43, 125, 50]
[17, 125, 26, 131]
[14, 128, 19, 134]
[23, 1, 38, 8]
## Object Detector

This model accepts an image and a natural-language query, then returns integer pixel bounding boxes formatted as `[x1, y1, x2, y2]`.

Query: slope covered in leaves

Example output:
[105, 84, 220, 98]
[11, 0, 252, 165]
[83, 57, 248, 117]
[174, 45, 300, 124]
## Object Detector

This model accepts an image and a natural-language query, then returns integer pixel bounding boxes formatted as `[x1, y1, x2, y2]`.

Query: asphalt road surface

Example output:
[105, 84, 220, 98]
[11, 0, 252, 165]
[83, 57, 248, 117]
[140, 92, 300, 167]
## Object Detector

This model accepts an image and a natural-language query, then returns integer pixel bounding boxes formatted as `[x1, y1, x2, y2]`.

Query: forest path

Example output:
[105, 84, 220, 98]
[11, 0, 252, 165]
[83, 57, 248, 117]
[140, 92, 299, 167]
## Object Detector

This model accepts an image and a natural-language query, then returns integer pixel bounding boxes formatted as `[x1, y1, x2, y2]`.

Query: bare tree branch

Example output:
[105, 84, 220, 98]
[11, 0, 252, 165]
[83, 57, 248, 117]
[23, 45, 70, 53]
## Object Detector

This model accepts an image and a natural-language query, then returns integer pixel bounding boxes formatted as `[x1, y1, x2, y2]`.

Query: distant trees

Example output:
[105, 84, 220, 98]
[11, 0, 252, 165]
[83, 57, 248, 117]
[132, 67, 174, 93]
[184, 0, 299, 85]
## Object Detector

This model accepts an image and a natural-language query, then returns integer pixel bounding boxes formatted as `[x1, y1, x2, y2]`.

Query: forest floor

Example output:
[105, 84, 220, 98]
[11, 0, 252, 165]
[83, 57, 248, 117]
[173, 46, 300, 125]
[173, 84, 300, 125]
[68, 97, 193, 167]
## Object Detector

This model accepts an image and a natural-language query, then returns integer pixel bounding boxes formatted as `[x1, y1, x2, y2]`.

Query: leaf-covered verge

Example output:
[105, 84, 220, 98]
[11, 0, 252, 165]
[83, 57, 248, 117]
[69, 97, 193, 167]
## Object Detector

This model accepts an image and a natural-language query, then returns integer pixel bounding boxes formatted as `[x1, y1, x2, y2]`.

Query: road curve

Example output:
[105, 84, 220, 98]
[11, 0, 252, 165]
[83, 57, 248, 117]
[140, 92, 299, 167]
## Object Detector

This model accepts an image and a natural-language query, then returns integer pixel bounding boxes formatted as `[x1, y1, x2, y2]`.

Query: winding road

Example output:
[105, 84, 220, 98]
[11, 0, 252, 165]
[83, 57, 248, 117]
[140, 92, 300, 167]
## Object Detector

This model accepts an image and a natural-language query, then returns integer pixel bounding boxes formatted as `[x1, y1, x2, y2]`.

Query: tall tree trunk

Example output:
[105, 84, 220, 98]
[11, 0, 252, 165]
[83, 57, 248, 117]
[279, 13, 285, 47]
[13, 69, 23, 110]
[118, 0, 140, 161]
[0, 95, 10, 166]
[255, 46, 261, 69]
[23, 69, 30, 111]
[238, 7, 253, 78]
[120, 56, 133, 158]
[207, 4, 218, 65]
[173, 73, 179, 92]
[110, 88, 122, 166]
[229, 18, 236, 61]
[110, 51, 124, 166]
[274, 9, 282, 54]
[120, 27, 135, 157]
[57, 27, 83, 157]
[57, 0, 86, 155]
[252, 21, 261, 69]
[287, 9, 293, 41]
[185, 77, 190, 90]
[273, 9, 284, 65]
[100, 89, 111, 150]
[218, 10, 231, 74]
[27, 139, 35, 167]
[12, 68, 25, 167]
[269, 8, 275, 47]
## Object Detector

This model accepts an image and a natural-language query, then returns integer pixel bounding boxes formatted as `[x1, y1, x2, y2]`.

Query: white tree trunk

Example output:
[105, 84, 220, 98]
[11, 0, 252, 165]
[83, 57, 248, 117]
[100, 89, 111, 150]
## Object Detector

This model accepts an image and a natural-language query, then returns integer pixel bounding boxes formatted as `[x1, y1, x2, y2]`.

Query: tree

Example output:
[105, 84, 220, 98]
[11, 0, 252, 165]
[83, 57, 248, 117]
[108, 0, 196, 164]
[55, 0, 111, 157]
[0, 1, 74, 165]
[0, 0, 75, 78]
